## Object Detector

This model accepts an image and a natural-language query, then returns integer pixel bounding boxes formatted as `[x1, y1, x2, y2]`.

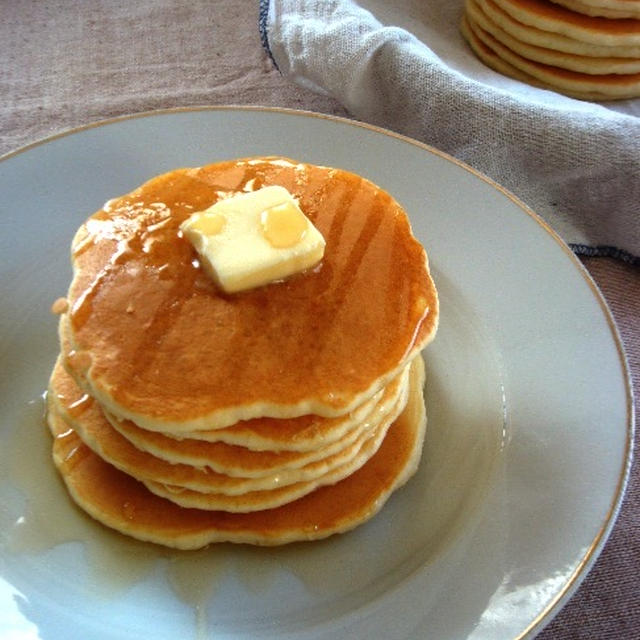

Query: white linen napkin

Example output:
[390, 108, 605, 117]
[260, 0, 640, 263]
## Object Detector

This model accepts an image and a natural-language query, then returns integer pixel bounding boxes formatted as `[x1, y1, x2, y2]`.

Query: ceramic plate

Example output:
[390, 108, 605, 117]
[0, 107, 632, 640]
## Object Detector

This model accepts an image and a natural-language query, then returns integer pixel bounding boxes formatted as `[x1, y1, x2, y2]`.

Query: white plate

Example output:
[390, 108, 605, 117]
[0, 107, 632, 640]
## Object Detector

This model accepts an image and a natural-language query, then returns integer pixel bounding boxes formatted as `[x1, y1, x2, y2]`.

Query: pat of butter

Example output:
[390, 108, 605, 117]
[180, 186, 325, 293]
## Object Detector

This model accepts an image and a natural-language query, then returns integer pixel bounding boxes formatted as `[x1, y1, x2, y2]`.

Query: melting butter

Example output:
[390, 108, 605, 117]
[180, 186, 325, 294]
[260, 201, 307, 248]
[188, 212, 226, 236]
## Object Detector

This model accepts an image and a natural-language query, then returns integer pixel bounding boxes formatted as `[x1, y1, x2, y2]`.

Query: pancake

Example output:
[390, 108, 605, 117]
[141, 371, 406, 512]
[477, 0, 640, 56]
[48, 396, 396, 513]
[47, 355, 427, 548]
[490, 0, 640, 46]
[110, 396, 374, 453]
[463, 12, 640, 97]
[47, 156, 438, 547]
[104, 370, 408, 473]
[63, 156, 439, 433]
[550, 0, 640, 19]
[462, 14, 544, 85]
[466, 0, 640, 73]
[58, 313, 403, 454]
[48, 358, 407, 498]
[142, 408, 396, 512]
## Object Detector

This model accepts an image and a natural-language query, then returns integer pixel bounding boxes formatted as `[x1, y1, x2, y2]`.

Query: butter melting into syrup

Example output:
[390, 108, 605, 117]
[260, 201, 308, 248]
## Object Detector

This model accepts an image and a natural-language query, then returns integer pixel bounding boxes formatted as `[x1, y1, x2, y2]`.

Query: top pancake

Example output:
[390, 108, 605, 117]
[63, 157, 438, 432]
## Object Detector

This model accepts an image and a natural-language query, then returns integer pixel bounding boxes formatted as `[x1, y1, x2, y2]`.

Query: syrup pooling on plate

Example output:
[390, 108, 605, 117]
[65, 157, 438, 429]
[0, 398, 160, 596]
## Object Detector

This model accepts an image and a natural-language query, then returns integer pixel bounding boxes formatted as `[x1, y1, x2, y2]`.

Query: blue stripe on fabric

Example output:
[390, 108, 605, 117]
[570, 244, 638, 266]
[259, 0, 279, 70]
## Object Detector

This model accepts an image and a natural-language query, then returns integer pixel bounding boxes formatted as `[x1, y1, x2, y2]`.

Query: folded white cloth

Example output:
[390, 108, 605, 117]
[260, 0, 640, 263]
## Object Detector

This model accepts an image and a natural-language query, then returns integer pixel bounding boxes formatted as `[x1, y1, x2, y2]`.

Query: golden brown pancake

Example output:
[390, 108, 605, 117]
[490, 0, 640, 46]
[58, 314, 405, 454]
[467, 0, 640, 72]
[108, 397, 372, 455]
[104, 372, 408, 473]
[463, 12, 640, 97]
[48, 156, 438, 547]
[47, 356, 427, 548]
[63, 157, 438, 433]
[477, 0, 640, 56]
[462, 14, 544, 85]
[550, 0, 640, 19]
[140, 386, 404, 512]
[48, 359, 409, 502]
[48, 396, 398, 513]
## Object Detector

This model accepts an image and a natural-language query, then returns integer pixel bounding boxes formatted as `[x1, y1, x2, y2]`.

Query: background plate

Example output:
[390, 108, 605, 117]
[0, 107, 632, 640]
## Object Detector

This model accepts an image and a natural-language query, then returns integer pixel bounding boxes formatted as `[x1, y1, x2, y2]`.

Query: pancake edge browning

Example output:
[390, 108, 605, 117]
[477, 0, 640, 57]
[103, 368, 408, 474]
[64, 289, 434, 433]
[466, 0, 640, 73]
[47, 356, 427, 548]
[140, 376, 408, 512]
[490, 0, 640, 46]
[48, 360, 410, 501]
[462, 13, 640, 98]
[549, 0, 640, 19]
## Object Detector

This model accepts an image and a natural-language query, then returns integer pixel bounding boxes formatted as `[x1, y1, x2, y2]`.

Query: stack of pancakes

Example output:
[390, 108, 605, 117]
[47, 156, 439, 549]
[461, 0, 640, 99]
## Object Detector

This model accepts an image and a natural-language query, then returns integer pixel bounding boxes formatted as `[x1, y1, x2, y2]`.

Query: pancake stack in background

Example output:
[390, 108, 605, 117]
[461, 0, 640, 99]
[47, 156, 439, 550]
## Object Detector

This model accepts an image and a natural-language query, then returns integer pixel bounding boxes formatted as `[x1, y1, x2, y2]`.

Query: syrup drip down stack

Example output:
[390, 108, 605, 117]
[461, 0, 640, 99]
[47, 156, 439, 549]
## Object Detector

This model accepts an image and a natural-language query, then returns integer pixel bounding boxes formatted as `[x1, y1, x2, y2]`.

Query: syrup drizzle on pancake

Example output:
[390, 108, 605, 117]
[65, 157, 438, 430]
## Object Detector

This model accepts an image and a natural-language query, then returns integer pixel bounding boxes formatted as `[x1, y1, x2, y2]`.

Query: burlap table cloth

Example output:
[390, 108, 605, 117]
[1, 1, 637, 638]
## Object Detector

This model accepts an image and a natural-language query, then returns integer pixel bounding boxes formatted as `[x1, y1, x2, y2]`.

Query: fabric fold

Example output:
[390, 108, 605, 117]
[261, 0, 640, 263]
